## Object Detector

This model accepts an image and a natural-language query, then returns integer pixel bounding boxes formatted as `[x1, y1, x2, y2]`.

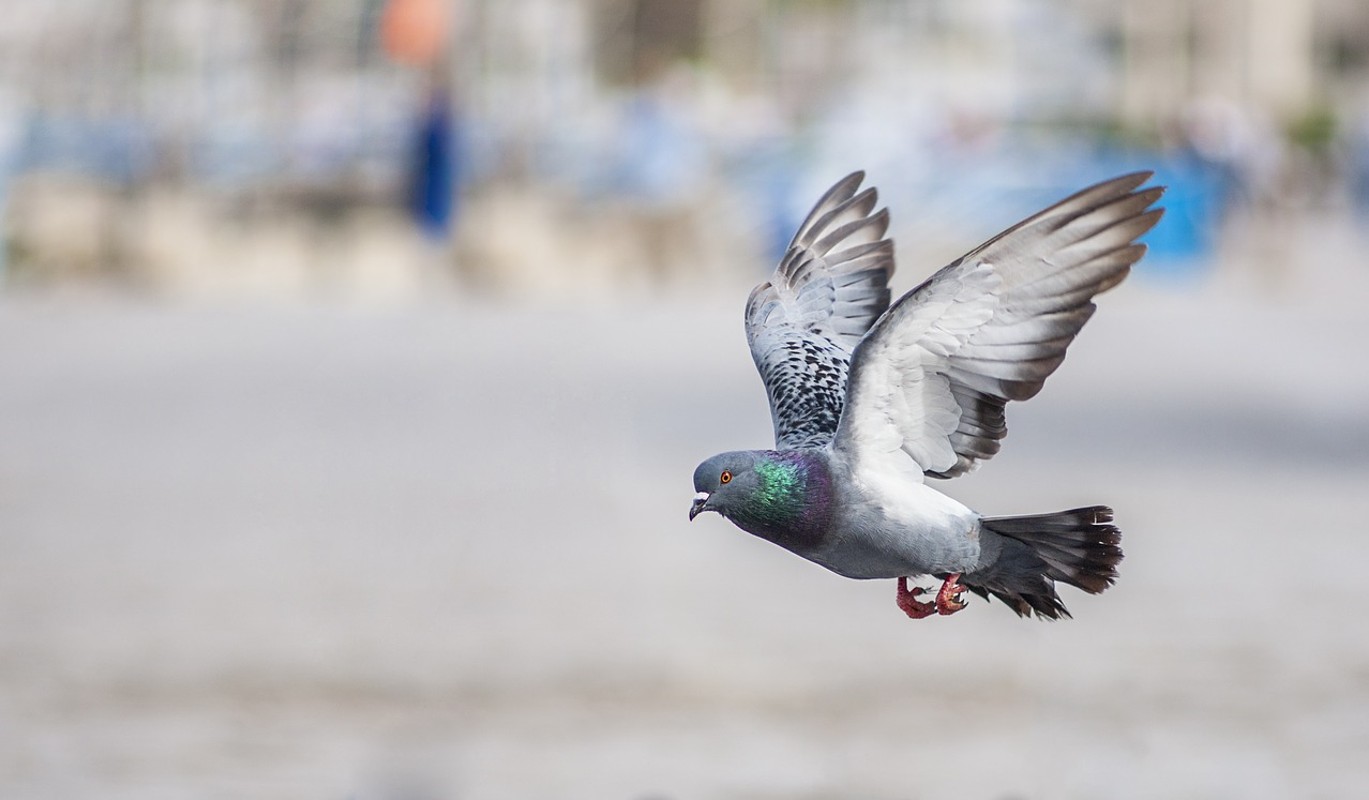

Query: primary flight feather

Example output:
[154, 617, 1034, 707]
[690, 171, 1164, 619]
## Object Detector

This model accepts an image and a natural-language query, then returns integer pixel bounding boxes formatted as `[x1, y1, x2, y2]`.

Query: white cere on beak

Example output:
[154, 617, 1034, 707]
[694, 491, 710, 502]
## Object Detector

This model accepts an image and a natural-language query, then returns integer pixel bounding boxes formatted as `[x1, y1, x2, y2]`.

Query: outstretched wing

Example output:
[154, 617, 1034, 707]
[833, 172, 1164, 478]
[746, 172, 895, 450]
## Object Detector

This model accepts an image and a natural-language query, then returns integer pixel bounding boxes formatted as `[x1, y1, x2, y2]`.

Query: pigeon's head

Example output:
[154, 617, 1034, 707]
[689, 451, 765, 522]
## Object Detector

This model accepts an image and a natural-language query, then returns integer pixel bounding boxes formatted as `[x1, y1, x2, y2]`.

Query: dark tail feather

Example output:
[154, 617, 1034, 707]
[965, 505, 1123, 620]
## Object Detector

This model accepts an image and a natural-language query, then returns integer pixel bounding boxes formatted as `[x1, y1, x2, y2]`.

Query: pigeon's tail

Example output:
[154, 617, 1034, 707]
[962, 506, 1122, 620]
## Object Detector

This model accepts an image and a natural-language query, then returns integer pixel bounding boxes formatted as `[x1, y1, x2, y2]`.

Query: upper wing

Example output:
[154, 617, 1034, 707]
[833, 172, 1164, 478]
[746, 172, 895, 450]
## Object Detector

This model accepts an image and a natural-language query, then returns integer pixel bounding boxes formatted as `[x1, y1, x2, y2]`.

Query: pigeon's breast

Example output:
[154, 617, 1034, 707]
[811, 457, 982, 578]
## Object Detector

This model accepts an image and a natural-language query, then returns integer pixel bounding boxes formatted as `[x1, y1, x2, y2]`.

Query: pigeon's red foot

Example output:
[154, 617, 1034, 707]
[935, 573, 968, 615]
[896, 577, 937, 619]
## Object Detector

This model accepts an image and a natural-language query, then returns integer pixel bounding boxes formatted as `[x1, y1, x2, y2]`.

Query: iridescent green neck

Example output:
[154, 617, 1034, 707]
[751, 458, 805, 523]
[731, 453, 832, 552]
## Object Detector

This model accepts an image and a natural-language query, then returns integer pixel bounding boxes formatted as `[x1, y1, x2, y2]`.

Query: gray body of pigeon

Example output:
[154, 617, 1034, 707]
[689, 171, 1164, 619]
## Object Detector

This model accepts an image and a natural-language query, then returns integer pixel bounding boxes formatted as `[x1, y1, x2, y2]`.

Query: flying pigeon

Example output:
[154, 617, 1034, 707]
[690, 171, 1163, 619]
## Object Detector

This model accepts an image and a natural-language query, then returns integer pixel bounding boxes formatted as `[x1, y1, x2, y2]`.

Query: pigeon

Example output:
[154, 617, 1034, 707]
[689, 171, 1164, 619]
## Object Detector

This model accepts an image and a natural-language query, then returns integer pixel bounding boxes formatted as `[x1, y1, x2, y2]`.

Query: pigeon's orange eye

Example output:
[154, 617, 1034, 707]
[720, 470, 732, 485]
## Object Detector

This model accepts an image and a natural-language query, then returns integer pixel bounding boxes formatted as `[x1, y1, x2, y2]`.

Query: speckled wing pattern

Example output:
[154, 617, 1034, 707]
[833, 172, 1165, 479]
[746, 172, 895, 450]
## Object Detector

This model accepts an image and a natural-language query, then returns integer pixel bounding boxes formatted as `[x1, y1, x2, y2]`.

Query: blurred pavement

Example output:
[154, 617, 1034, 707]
[3, 232, 1369, 798]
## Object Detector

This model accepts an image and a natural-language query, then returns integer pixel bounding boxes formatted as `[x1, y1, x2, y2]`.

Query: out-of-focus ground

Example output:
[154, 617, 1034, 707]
[3, 208, 1368, 800]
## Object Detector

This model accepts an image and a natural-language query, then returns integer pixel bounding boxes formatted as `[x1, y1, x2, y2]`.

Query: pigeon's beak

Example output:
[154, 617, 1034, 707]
[688, 491, 710, 521]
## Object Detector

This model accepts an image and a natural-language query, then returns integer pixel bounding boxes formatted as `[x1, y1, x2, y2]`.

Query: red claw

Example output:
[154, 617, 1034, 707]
[896, 577, 937, 619]
[935, 573, 968, 615]
[897, 575, 969, 619]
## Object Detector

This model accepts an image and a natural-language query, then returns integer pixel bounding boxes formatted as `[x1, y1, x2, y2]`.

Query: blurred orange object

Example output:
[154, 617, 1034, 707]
[381, 0, 450, 67]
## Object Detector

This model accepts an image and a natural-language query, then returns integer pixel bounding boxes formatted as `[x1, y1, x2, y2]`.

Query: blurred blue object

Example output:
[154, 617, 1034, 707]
[755, 138, 1218, 284]
[1045, 148, 1221, 280]
[410, 90, 459, 237]
[1139, 152, 1224, 276]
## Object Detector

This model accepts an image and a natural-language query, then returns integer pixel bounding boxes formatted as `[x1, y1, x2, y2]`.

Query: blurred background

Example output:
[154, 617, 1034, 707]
[2, 1, 1368, 798]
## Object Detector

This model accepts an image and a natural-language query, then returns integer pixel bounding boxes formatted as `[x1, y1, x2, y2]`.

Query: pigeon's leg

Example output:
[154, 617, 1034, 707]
[935, 573, 968, 615]
[896, 577, 936, 619]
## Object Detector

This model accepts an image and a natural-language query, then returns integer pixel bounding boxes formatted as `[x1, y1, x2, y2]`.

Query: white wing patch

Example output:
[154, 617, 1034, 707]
[839, 261, 1000, 476]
